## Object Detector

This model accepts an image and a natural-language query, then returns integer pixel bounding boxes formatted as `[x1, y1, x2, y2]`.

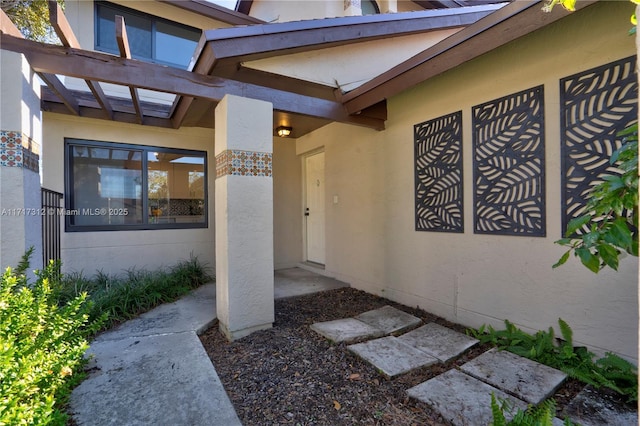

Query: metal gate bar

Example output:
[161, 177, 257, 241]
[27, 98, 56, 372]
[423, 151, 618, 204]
[41, 188, 63, 265]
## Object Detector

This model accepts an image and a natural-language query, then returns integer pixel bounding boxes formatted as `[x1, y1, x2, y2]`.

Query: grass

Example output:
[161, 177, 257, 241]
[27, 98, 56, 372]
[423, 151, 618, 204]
[55, 254, 212, 332]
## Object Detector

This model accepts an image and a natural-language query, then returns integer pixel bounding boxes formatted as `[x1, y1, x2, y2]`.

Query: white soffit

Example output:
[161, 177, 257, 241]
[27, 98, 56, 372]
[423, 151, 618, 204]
[244, 28, 463, 92]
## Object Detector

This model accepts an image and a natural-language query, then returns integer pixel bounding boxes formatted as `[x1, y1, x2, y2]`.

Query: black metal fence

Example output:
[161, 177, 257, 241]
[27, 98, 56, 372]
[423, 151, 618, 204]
[41, 188, 63, 265]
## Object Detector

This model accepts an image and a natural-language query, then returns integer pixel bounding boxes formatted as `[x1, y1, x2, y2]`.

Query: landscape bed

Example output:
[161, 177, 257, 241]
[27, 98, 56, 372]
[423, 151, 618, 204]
[199, 287, 615, 425]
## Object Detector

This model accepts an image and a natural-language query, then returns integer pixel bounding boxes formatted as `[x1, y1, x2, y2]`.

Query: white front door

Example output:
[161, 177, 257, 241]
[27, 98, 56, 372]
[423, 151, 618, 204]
[305, 152, 325, 265]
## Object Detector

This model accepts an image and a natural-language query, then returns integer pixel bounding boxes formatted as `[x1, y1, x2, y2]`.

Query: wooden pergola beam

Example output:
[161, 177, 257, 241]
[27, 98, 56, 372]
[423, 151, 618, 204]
[0, 34, 384, 130]
[38, 72, 81, 115]
[115, 15, 143, 124]
[48, 0, 114, 120]
[0, 8, 80, 116]
[169, 35, 215, 129]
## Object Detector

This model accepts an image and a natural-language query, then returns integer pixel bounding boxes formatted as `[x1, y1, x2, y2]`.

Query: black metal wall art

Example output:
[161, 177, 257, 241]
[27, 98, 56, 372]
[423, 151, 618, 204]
[560, 56, 638, 236]
[414, 111, 464, 233]
[472, 86, 546, 236]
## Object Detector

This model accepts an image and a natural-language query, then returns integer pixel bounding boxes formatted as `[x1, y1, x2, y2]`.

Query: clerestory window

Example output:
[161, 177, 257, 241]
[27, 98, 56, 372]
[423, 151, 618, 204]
[65, 139, 207, 231]
[95, 1, 201, 69]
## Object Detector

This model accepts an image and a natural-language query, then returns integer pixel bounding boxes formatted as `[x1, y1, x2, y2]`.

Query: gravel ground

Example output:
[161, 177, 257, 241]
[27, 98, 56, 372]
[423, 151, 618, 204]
[199, 287, 600, 425]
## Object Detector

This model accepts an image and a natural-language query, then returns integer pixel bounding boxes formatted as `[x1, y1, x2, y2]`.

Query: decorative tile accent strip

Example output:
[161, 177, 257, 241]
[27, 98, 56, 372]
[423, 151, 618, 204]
[560, 56, 638, 236]
[472, 86, 546, 237]
[215, 149, 272, 178]
[414, 111, 464, 233]
[0, 130, 40, 172]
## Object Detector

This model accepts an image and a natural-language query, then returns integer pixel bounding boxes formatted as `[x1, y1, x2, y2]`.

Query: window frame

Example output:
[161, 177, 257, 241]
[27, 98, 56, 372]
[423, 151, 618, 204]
[94, 1, 201, 69]
[64, 138, 208, 232]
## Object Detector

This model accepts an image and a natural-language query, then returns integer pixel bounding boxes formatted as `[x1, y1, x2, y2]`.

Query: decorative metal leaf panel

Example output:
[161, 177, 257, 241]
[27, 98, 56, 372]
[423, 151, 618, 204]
[472, 86, 546, 236]
[560, 56, 638, 236]
[414, 111, 464, 233]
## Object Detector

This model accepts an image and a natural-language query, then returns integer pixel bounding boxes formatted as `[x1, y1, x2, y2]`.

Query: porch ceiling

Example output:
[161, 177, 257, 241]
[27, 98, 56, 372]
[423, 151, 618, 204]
[0, 0, 595, 138]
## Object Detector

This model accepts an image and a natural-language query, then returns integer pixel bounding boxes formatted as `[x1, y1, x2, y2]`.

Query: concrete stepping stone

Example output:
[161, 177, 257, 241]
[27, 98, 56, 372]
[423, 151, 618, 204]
[348, 336, 439, 378]
[398, 322, 479, 362]
[563, 385, 638, 426]
[460, 348, 567, 404]
[355, 305, 422, 334]
[407, 369, 528, 425]
[310, 318, 384, 343]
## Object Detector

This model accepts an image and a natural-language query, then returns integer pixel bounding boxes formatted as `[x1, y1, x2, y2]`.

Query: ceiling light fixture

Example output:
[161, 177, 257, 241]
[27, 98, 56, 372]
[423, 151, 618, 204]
[276, 126, 292, 137]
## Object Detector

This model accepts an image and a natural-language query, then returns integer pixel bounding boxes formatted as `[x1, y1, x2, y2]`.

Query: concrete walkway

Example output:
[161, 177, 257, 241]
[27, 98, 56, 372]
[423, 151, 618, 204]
[69, 268, 349, 426]
[71, 272, 636, 426]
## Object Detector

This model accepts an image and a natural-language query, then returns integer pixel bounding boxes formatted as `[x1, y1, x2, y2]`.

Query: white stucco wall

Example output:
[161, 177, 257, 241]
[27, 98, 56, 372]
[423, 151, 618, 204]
[296, 2, 639, 361]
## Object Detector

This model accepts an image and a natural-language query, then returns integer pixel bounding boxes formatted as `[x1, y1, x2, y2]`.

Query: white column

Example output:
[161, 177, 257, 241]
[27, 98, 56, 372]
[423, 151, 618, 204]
[0, 51, 43, 278]
[214, 95, 274, 341]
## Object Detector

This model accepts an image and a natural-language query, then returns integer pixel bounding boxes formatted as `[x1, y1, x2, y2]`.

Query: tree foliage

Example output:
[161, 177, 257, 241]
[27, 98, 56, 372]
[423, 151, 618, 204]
[0, 0, 62, 41]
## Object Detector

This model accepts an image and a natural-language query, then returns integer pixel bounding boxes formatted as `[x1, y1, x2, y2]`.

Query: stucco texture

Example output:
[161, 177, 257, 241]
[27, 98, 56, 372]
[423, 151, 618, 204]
[296, 2, 639, 361]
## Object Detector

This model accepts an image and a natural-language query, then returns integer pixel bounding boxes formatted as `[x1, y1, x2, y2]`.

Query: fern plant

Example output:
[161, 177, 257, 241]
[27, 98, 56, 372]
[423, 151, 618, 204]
[469, 319, 638, 402]
[490, 394, 574, 426]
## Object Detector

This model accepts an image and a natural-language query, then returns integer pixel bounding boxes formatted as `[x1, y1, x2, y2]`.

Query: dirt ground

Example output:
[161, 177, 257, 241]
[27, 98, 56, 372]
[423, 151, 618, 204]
[199, 287, 606, 425]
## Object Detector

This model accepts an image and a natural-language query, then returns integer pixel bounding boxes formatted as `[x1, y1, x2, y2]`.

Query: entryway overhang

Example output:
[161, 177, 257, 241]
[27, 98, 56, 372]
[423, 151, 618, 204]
[0, 0, 598, 138]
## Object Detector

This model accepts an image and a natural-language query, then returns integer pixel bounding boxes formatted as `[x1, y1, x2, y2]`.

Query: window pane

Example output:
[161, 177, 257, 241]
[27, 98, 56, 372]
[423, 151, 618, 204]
[96, 4, 152, 59]
[70, 145, 143, 226]
[148, 151, 205, 225]
[155, 21, 200, 68]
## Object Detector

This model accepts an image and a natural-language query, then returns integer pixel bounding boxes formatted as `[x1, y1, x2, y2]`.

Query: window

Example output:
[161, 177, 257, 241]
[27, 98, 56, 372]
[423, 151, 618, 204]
[65, 139, 207, 231]
[95, 1, 201, 69]
[362, 0, 380, 15]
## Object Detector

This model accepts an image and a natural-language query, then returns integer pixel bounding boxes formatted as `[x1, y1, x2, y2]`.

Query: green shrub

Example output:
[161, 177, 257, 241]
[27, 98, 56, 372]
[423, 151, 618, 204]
[0, 251, 104, 425]
[469, 319, 638, 402]
[490, 393, 574, 426]
[58, 254, 211, 331]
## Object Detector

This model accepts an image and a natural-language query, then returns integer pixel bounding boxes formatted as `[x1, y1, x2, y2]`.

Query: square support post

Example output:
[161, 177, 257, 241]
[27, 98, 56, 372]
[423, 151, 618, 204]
[214, 95, 274, 341]
[0, 51, 43, 278]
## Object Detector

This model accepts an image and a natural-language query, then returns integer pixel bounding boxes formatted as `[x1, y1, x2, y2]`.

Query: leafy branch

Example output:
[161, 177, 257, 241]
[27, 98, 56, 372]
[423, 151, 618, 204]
[553, 124, 639, 273]
[0, 0, 63, 42]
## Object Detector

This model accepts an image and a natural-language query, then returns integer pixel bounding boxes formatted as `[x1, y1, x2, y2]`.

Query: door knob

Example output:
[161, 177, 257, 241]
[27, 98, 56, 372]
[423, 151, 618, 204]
[304, 208, 309, 216]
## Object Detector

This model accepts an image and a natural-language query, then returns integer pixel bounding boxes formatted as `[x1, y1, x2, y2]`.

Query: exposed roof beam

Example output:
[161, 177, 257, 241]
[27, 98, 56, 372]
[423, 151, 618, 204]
[169, 33, 219, 129]
[222, 66, 338, 101]
[38, 72, 80, 115]
[201, 5, 501, 106]
[0, 7, 79, 115]
[0, 8, 22, 38]
[48, 0, 79, 46]
[342, 0, 598, 114]
[115, 15, 143, 124]
[203, 5, 503, 65]
[48, 0, 113, 120]
[158, 0, 264, 25]
[0, 34, 383, 130]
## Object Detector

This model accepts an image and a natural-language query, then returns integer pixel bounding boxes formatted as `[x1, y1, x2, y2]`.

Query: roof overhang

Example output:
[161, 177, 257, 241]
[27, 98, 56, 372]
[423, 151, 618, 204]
[0, 0, 597, 138]
[342, 0, 599, 114]
[158, 0, 264, 25]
